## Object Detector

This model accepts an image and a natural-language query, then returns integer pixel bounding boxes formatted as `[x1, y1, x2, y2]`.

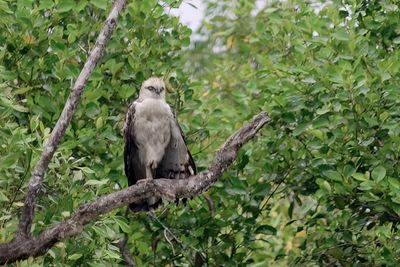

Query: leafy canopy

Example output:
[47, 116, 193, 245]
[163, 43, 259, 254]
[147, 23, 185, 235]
[2, 0, 400, 266]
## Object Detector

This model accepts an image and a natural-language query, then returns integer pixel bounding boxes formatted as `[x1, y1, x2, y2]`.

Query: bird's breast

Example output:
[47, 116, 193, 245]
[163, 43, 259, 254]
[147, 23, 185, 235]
[133, 99, 172, 165]
[135, 99, 171, 121]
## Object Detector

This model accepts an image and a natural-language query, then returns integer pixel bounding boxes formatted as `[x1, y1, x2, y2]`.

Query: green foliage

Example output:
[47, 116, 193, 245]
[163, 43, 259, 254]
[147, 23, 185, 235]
[186, 0, 400, 265]
[3, 0, 400, 266]
[0, 0, 195, 265]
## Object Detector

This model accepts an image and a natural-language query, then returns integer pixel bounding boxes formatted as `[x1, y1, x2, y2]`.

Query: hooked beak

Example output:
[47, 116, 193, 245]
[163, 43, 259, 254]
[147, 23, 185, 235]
[155, 88, 162, 94]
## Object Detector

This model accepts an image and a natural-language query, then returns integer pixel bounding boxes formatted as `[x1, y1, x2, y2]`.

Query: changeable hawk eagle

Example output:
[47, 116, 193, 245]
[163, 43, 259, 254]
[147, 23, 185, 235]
[123, 77, 196, 212]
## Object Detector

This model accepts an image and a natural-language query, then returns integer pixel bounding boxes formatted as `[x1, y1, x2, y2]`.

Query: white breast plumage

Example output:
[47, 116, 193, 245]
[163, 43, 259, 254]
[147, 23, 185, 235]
[134, 99, 172, 174]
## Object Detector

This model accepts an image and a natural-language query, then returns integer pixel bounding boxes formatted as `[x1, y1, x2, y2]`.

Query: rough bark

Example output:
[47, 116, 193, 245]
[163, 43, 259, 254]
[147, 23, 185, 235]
[15, 0, 126, 241]
[0, 112, 270, 264]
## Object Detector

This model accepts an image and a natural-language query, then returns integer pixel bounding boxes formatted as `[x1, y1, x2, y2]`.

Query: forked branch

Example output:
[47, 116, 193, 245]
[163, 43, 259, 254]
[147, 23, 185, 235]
[0, 112, 270, 264]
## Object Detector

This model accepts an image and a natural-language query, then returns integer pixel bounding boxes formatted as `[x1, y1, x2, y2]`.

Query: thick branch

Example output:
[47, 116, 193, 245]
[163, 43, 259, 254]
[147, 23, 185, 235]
[0, 112, 270, 264]
[16, 0, 126, 240]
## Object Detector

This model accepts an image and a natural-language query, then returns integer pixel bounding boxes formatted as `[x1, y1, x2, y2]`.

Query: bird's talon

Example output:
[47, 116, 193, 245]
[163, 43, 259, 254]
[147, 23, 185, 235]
[136, 178, 152, 185]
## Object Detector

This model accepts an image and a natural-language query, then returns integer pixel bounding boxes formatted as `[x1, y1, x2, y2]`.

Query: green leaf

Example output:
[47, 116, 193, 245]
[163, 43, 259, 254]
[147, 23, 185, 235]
[325, 170, 342, 182]
[182, 37, 190, 47]
[0, 154, 18, 168]
[393, 36, 400, 44]
[114, 217, 130, 233]
[0, 97, 28, 112]
[84, 179, 108, 186]
[61, 211, 71, 217]
[359, 181, 374, 191]
[104, 249, 121, 259]
[343, 165, 355, 177]
[67, 253, 83, 260]
[388, 177, 400, 190]
[302, 77, 316, 84]
[372, 165, 386, 182]
[334, 28, 349, 41]
[79, 167, 96, 174]
[226, 187, 247, 195]
[0, 191, 9, 202]
[91, 0, 107, 10]
[92, 226, 106, 238]
[316, 178, 331, 193]
[352, 172, 368, 181]
[236, 151, 249, 170]
[256, 224, 277, 235]
[0, 0, 13, 13]
[253, 183, 271, 196]
[292, 123, 309, 136]
[57, 0, 74, 12]
[38, 0, 54, 10]
[14, 86, 32, 95]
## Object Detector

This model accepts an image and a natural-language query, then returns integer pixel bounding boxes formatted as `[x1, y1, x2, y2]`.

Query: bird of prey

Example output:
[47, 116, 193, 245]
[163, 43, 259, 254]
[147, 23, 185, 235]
[123, 77, 196, 212]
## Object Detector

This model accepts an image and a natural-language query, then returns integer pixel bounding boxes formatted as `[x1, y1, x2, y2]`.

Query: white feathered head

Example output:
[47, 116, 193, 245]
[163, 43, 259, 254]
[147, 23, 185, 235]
[139, 77, 166, 100]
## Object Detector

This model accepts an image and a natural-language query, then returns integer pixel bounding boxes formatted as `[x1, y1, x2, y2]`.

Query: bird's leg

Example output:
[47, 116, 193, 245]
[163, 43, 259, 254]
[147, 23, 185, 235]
[145, 162, 158, 206]
[145, 165, 154, 180]
[136, 162, 155, 184]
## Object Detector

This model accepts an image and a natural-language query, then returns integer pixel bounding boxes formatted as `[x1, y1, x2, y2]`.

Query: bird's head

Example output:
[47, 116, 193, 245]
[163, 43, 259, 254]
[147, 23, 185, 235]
[139, 77, 166, 100]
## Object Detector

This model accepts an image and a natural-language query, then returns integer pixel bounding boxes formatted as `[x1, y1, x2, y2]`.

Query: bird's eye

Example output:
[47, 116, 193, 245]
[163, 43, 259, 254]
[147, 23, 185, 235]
[147, 86, 155, 91]
[160, 87, 164, 91]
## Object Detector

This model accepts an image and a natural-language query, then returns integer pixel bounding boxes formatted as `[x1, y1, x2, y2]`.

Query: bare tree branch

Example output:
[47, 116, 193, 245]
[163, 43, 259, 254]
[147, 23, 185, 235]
[117, 208, 137, 267]
[15, 0, 126, 240]
[117, 234, 137, 267]
[0, 112, 270, 264]
[203, 194, 216, 216]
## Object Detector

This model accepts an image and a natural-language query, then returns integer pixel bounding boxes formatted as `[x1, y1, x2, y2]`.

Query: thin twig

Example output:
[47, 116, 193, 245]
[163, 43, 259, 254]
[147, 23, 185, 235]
[148, 211, 198, 266]
[203, 194, 215, 216]
[5, 150, 32, 213]
[148, 212, 182, 244]
[117, 208, 136, 267]
[117, 234, 136, 267]
[164, 229, 176, 255]
[260, 167, 292, 211]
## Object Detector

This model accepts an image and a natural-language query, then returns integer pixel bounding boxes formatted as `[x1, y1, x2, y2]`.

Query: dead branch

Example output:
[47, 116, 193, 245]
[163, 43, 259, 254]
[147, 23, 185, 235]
[116, 208, 137, 267]
[117, 234, 137, 267]
[15, 0, 126, 241]
[0, 112, 270, 264]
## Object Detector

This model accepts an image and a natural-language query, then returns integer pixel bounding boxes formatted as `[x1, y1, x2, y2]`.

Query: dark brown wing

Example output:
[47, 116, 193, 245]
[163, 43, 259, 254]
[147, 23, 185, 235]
[124, 102, 143, 186]
[124, 102, 154, 211]
[156, 116, 196, 180]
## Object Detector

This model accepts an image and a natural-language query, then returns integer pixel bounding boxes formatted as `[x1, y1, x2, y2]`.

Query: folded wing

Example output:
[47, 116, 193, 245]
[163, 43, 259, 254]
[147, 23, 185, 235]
[156, 117, 196, 180]
[124, 102, 157, 211]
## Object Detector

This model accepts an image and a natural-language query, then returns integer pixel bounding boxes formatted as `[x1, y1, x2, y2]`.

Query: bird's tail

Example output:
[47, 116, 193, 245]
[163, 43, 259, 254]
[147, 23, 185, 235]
[129, 197, 162, 212]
